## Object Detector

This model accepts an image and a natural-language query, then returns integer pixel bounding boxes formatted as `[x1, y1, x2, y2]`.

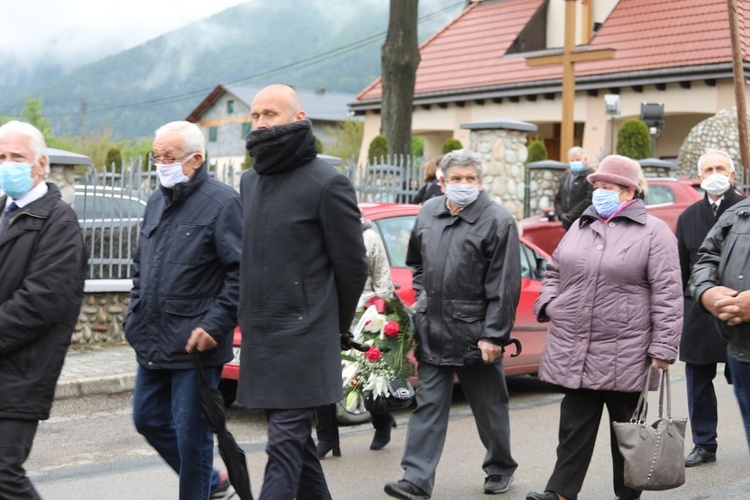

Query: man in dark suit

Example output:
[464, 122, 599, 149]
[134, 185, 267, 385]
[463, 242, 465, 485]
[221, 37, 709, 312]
[677, 149, 744, 467]
[554, 146, 594, 231]
[237, 84, 368, 499]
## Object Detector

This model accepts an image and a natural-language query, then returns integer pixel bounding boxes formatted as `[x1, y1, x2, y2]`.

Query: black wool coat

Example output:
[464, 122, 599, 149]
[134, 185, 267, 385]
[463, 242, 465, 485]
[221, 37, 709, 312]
[237, 129, 367, 410]
[0, 185, 87, 420]
[677, 188, 745, 364]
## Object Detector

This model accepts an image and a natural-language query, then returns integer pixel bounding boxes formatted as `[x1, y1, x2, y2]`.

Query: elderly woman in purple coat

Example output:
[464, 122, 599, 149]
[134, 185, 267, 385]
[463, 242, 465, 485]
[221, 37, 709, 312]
[526, 155, 683, 500]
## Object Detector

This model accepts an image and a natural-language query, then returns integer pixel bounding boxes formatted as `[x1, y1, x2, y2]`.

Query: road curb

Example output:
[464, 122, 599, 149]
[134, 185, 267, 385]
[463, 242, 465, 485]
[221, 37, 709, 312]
[55, 374, 136, 400]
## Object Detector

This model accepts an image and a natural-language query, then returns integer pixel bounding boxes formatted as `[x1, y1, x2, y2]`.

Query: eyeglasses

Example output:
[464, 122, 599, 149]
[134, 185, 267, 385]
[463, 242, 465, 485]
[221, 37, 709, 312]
[151, 152, 195, 165]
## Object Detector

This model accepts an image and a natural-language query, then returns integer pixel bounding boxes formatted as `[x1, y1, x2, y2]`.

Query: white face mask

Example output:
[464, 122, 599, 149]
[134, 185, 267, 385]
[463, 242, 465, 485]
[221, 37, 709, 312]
[700, 173, 731, 197]
[155, 154, 194, 188]
[445, 183, 480, 207]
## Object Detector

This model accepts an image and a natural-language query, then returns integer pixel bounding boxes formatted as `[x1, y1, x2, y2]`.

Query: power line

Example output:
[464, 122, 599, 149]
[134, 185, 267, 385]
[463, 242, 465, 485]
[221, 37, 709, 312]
[18, 1, 463, 118]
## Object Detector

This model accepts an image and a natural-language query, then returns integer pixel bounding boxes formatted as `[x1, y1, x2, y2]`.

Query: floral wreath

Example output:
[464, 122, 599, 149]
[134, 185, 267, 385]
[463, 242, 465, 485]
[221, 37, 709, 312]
[342, 296, 415, 413]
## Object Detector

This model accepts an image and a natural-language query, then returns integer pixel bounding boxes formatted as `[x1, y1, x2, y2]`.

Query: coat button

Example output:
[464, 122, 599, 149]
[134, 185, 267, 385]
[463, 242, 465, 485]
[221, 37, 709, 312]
[596, 244, 603, 250]
[148, 361, 153, 366]
[186, 232, 191, 236]
[609, 222, 616, 227]
[298, 316, 303, 320]
[583, 306, 590, 312]
[582, 372, 587, 378]
[581, 339, 588, 345]
[739, 275, 745, 280]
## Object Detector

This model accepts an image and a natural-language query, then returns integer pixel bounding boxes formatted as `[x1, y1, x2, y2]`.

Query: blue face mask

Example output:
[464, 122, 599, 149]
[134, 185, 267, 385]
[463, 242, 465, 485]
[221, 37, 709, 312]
[592, 188, 622, 219]
[0, 162, 34, 199]
[569, 160, 584, 173]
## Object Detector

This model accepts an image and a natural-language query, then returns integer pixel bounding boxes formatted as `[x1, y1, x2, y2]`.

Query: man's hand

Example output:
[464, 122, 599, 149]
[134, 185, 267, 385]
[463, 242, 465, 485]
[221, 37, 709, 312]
[714, 289, 750, 326]
[185, 327, 218, 353]
[700, 286, 738, 317]
[478, 340, 503, 364]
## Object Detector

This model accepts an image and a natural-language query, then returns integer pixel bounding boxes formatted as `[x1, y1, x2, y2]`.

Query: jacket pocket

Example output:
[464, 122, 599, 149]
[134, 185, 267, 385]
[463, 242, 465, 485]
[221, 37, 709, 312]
[163, 296, 214, 348]
[451, 301, 486, 341]
[167, 224, 211, 265]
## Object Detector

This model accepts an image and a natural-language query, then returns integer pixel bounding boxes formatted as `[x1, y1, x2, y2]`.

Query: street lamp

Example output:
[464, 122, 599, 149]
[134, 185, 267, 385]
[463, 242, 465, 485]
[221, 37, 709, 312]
[640, 102, 665, 157]
[604, 94, 621, 154]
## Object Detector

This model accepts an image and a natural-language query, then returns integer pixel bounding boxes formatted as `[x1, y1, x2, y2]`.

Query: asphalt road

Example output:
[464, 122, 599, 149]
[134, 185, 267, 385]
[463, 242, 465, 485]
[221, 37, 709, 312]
[30, 363, 750, 499]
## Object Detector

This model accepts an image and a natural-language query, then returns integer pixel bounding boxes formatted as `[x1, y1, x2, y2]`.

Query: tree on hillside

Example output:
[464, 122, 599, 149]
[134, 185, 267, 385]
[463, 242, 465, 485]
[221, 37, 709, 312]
[323, 119, 364, 161]
[380, 0, 420, 157]
[21, 98, 54, 142]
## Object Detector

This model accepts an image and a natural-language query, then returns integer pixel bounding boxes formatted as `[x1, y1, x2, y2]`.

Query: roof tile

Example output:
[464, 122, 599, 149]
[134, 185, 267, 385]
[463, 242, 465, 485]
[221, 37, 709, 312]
[357, 0, 746, 102]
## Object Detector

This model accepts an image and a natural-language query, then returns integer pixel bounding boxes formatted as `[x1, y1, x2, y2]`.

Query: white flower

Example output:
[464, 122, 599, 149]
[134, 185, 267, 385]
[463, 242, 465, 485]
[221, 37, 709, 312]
[353, 305, 386, 339]
[363, 373, 389, 399]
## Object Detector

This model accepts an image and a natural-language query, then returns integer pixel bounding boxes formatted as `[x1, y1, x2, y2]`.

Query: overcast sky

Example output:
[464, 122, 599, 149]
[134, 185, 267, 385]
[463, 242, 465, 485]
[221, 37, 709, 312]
[1, 0, 249, 70]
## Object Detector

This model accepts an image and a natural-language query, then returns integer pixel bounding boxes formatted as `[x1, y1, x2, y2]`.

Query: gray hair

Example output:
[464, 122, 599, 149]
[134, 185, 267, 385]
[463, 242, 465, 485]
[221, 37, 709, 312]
[697, 148, 735, 176]
[439, 149, 483, 178]
[567, 146, 587, 159]
[0, 120, 49, 170]
[155, 121, 205, 157]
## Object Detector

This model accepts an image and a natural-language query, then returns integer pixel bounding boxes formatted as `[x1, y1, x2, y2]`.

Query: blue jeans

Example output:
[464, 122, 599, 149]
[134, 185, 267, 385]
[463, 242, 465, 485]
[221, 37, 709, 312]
[727, 355, 750, 452]
[133, 364, 222, 500]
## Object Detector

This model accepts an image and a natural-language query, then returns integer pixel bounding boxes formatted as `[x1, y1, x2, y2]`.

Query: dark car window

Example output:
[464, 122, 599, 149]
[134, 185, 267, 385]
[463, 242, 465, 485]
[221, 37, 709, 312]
[520, 242, 546, 280]
[372, 215, 416, 268]
[644, 185, 676, 206]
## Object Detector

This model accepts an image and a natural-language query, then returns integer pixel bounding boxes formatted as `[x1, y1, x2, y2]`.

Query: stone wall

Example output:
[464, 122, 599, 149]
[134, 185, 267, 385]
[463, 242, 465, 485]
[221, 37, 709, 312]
[73, 292, 130, 345]
[465, 122, 534, 220]
[529, 169, 564, 214]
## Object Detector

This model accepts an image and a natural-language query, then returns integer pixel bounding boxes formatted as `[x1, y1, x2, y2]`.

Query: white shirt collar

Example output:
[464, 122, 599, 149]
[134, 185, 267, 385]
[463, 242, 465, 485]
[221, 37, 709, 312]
[5, 181, 48, 210]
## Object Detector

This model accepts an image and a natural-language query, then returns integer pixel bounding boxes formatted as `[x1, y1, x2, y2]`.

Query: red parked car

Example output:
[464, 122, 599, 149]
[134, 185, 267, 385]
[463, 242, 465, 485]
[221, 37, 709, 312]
[219, 203, 551, 416]
[519, 178, 703, 256]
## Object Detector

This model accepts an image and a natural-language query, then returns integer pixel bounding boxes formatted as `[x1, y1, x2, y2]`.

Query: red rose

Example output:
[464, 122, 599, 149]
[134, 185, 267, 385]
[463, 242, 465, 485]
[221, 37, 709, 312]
[383, 320, 400, 337]
[365, 346, 382, 361]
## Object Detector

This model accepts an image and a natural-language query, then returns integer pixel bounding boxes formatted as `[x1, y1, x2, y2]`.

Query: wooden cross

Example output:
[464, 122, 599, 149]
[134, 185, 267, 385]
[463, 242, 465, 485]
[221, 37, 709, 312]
[526, 0, 615, 159]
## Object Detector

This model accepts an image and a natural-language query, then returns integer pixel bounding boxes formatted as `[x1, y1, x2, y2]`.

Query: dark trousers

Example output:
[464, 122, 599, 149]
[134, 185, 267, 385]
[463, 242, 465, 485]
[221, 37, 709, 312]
[0, 419, 40, 500]
[685, 362, 722, 452]
[261, 408, 332, 500]
[727, 355, 750, 452]
[401, 362, 517, 496]
[315, 403, 393, 443]
[546, 388, 641, 500]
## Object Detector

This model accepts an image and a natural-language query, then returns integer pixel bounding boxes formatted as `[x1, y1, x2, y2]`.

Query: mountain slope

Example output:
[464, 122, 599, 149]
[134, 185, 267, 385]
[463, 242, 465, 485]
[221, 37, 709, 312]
[0, 0, 463, 139]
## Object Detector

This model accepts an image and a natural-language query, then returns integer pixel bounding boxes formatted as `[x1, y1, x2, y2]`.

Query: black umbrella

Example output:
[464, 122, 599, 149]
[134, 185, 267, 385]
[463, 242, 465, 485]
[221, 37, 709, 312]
[193, 352, 254, 500]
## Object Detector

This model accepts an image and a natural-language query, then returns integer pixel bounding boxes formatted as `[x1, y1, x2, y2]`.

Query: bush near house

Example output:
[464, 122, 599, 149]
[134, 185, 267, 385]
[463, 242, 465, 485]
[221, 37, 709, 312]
[441, 138, 463, 154]
[369, 135, 389, 160]
[105, 147, 123, 172]
[616, 119, 652, 159]
[527, 136, 548, 163]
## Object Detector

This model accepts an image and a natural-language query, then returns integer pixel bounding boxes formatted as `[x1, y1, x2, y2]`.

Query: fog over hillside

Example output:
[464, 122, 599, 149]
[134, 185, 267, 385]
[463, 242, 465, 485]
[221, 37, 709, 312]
[0, 0, 464, 139]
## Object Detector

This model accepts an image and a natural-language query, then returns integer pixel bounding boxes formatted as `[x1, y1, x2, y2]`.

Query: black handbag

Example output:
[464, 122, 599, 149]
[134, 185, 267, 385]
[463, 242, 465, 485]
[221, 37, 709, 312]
[612, 368, 687, 491]
[364, 379, 415, 414]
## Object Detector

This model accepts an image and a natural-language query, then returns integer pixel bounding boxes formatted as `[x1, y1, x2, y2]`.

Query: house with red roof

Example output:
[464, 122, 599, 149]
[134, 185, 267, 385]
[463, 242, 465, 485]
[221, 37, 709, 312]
[351, 0, 749, 164]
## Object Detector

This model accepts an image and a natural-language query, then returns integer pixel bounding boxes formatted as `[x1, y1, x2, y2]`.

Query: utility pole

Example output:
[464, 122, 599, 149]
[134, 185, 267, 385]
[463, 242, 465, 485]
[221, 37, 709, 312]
[81, 96, 87, 141]
[728, 0, 750, 187]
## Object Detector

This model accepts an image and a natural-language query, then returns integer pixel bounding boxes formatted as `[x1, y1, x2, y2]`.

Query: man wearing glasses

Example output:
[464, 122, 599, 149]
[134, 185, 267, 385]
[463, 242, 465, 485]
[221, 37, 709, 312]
[124, 121, 242, 499]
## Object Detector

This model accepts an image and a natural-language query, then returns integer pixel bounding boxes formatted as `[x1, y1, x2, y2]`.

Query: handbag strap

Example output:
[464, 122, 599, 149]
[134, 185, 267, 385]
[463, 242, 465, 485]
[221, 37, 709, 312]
[630, 366, 652, 423]
[657, 369, 671, 419]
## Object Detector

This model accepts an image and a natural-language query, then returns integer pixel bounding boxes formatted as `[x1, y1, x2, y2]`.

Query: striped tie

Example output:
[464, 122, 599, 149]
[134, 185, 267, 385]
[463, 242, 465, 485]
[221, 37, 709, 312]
[712, 203, 719, 221]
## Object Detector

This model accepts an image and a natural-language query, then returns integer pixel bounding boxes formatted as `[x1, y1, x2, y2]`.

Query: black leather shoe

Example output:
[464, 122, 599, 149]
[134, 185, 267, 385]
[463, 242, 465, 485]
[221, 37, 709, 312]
[526, 492, 558, 500]
[384, 480, 431, 499]
[370, 413, 397, 450]
[484, 475, 512, 494]
[685, 446, 716, 467]
[316, 440, 341, 459]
